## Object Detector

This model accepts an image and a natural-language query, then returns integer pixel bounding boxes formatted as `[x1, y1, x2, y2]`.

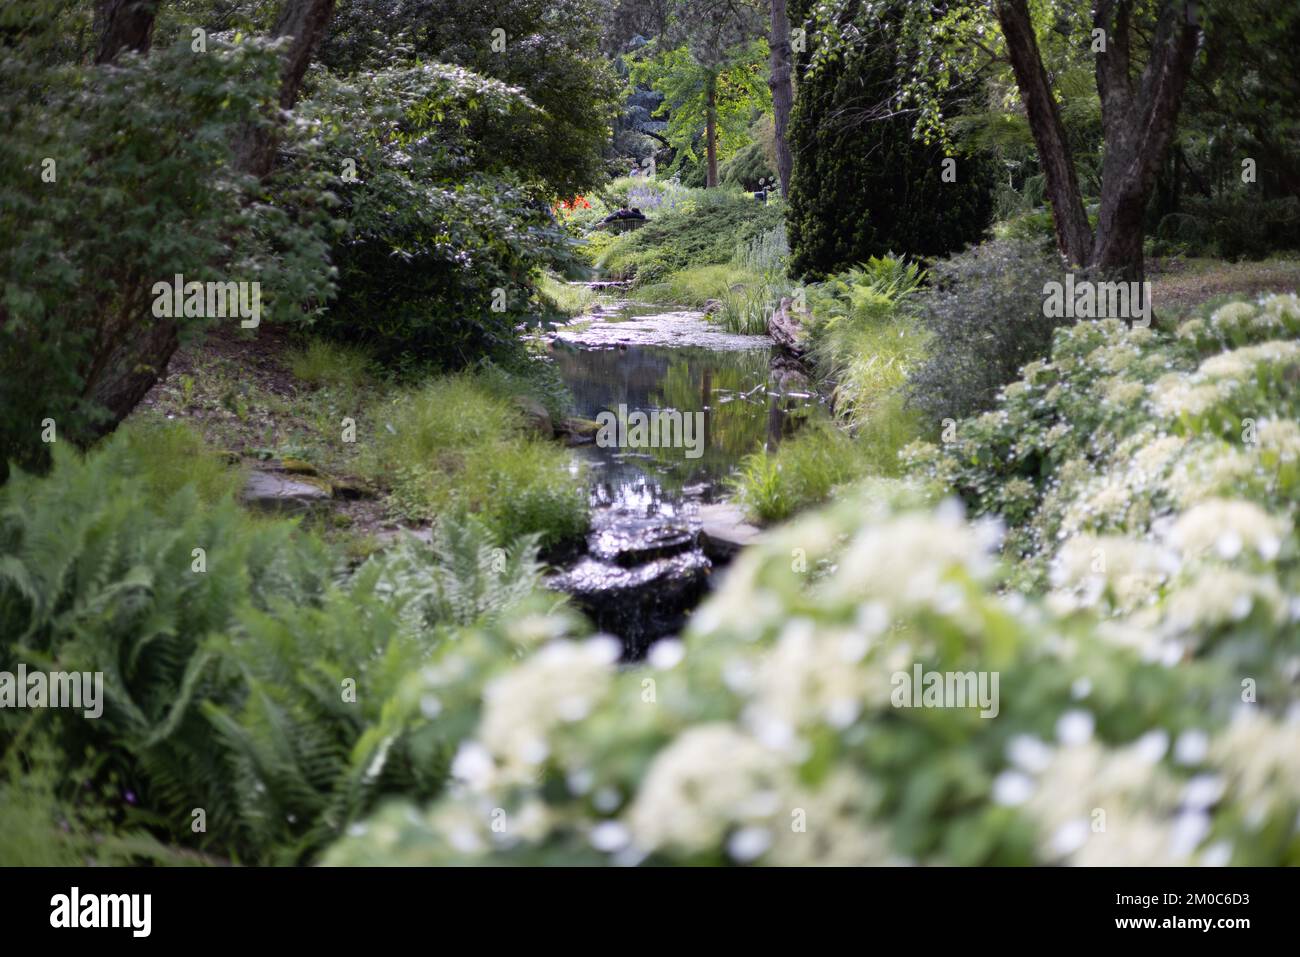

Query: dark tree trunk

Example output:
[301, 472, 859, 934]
[235, 0, 337, 178]
[705, 72, 719, 188]
[1090, 0, 1201, 279]
[85, 1, 170, 444]
[94, 0, 158, 64]
[995, 0, 1092, 268]
[996, 0, 1201, 281]
[83, 307, 180, 440]
[768, 0, 794, 197]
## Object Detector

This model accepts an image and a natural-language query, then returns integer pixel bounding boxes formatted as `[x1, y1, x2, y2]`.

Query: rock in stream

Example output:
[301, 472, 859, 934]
[549, 509, 712, 659]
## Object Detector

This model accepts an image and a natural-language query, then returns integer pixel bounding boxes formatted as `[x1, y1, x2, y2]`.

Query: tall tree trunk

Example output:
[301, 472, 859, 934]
[705, 72, 719, 188]
[996, 0, 1201, 281]
[94, 0, 158, 64]
[1090, 0, 1201, 279]
[235, 0, 337, 178]
[768, 0, 794, 197]
[84, 1, 166, 442]
[994, 0, 1092, 268]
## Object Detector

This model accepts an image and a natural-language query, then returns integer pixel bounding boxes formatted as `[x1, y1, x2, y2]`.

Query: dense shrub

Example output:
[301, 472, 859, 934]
[301, 64, 580, 370]
[0, 36, 333, 476]
[905, 239, 1067, 427]
[906, 293, 1300, 590]
[785, 0, 995, 279]
[720, 140, 776, 192]
[322, 0, 622, 199]
[1151, 195, 1300, 261]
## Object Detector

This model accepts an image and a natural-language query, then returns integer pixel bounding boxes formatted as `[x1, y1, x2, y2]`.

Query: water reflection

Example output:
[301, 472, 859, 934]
[550, 341, 817, 517]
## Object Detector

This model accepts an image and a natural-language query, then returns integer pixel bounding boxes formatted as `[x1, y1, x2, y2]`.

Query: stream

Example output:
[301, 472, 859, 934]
[540, 292, 819, 657]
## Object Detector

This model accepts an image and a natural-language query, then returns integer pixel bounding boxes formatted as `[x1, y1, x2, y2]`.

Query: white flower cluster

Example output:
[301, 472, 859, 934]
[627, 724, 786, 855]
[1049, 534, 1178, 615]
[473, 636, 620, 785]
[821, 504, 1000, 611]
[1168, 498, 1287, 562]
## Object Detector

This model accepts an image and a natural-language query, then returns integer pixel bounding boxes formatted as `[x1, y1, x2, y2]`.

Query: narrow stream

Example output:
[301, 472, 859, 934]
[542, 294, 819, 656]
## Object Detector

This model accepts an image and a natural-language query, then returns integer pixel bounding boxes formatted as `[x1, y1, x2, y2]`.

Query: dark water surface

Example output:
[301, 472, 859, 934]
[551, 339, 812, 517]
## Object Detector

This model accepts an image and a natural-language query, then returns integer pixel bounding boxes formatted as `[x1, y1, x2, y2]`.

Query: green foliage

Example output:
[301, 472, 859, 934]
[324, 416, 1300, 866]
[718, 151, 770, 195]
[322, 296, 1300, 865]
[729, 255, 929, 521]
[1151, 195, 1300, 261]
[630, 38, 771, 179]
[720, 138, 777, 192]
[362, 376, 587, 546]
[1162, 2, 1300, 258]
[0, 424, 333, 856]
[322, 0, 621, 198]
[906, 293, 1300, 588]
[638, 264, 754, 307]
[287, 341, 377, 392]
[597, 190, 784, 283]
[375, 517, 545, 629]
[0, 423, 564, 863]
[537, 273, 599, 318]
[905, 240, 1067, 427]
[708, 224, 794, 335]
[469, 440, 590, 548]
[472, 353, 574, 427]
[802, 256, 926, 426]
[729, 419, 868, 522]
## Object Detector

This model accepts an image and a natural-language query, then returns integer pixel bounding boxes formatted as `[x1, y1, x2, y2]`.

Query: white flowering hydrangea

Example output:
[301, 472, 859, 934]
[1168, 499, 1288, 562]
[627, 724, 786, 854]
[476, 636, 620, 784]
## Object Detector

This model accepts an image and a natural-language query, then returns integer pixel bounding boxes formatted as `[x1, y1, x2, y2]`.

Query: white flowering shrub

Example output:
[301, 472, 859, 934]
[907, 293, 1299, 567]
[322, 296, 1299, 867]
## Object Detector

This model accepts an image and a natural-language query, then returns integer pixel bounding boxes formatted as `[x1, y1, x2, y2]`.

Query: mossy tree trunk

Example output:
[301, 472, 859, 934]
[705, 72, 719, 188]
[768, 0, 794, 197]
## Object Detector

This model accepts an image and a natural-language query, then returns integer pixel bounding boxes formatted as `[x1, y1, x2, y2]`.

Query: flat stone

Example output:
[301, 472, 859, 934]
[695, 502, 762, 562]
[588, 512, 697, 566]
[372, 526, 434, 547]
[512, 395, 553, 437]
[241, 470, 331, 514]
